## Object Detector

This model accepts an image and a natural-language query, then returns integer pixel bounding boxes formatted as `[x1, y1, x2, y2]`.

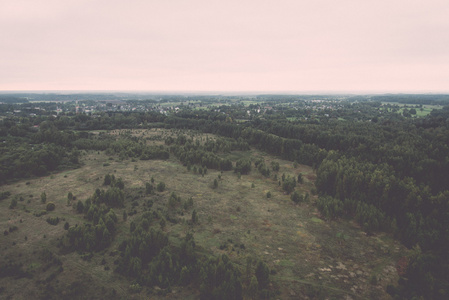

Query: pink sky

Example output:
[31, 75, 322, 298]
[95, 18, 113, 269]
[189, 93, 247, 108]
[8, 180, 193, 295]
[1, 0, 449, 93]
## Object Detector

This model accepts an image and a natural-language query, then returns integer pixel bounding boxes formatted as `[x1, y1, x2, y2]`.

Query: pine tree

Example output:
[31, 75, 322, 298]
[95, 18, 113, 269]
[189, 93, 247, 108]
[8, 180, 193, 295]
[255, 261, 270, 289]
[41, 191, 47, 204]
[191, 210, 198, 224]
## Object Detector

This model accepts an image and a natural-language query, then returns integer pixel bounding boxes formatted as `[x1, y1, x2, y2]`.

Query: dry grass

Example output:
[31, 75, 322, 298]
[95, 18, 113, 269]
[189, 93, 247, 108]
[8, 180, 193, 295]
[0, 129, 406, 299]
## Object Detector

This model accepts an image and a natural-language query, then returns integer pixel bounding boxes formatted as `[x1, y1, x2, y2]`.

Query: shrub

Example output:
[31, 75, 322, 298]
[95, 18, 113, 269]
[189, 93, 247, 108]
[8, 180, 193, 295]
[235, 159, 251, 174]
[76, 200, 84, 213]
[34, 210, 47, 217]
[291, 191, 303, 204]
[271, 161, 280, 172]
[304, 193, 310, 202]
[46, 217, 60, 225]
[255, 261, 270, 289]
[41, 192, 47, 204]
[9, 198, 18, 209]
[157, 182, 166, 192]
[297, 173, 304, 184]
[104, 174, 112, 185]
[191, 210, 198, 224]
[282, 176, 296, 194]
[114, 178, 125, 190]
[145, 182, 154, 194]
[46, 202, 56, 211]
[0, 191, 11, 201]
[168, 193, 178, 209]
[129, 283, 142, 293]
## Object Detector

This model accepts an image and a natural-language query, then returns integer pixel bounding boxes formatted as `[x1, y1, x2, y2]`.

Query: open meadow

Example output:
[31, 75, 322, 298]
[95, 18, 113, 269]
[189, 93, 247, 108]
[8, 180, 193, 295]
[1, 129, 407, 299]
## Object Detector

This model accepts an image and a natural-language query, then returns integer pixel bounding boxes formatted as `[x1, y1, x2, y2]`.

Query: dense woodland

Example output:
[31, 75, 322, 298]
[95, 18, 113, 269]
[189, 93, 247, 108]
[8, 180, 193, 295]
[2, 94, 449, 299]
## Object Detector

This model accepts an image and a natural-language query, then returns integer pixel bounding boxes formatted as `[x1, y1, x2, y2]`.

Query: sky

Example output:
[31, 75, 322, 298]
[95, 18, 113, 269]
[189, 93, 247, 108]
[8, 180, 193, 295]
[1, 0, 449, 93]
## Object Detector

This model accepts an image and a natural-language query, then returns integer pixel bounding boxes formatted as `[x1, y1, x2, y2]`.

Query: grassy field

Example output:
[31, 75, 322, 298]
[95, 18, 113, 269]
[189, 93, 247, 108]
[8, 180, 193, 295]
[0, 129, 407, 299]
[381, 102, 442, 117]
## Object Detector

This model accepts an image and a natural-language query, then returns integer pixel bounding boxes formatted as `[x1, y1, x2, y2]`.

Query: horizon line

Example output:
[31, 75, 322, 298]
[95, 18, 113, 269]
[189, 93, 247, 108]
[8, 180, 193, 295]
[1, 89, 449, 95]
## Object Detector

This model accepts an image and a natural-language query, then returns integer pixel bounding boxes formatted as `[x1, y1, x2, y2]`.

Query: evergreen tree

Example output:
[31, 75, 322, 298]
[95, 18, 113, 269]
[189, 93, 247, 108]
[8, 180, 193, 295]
[191, 209, 198, 224]
[255, 261, 270, 289]
[291, 191, 302, 204]
[41, 191, 47, 204]
[282, 176, 296, 194]
[297, 173, 303, 184]
[76, 200, 84, 213]
[145, 182, 154, 194]
[157, 182, 166, 192]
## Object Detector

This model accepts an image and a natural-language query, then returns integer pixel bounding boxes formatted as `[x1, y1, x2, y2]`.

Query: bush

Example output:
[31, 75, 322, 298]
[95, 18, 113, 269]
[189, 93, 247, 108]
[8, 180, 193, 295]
[46, 217, 60, 225]
[168, 192, 179, 209]
[0, 191, 11, 201]
[157, 182, 166, 192]
[114, 178, 125, 190]
[282, 176, 296, 194]
[191, 210, 198, 224]
[104, 173, 114, 185]
[9, 198, 18, 209]
[129, 283, 142, 293]
[255, 261, 270, 289]
[271, 161, 280, 172]
[46, 202, 56, 211]
[257, 162, 271, 177]
[304, 193, 310, 203]
[297, 173, 304, 184]
[145, 182, 154, 194]
[41, 192, 47, 204]
[76, 200, 84, 213]
[34, 210, 47, 217]
[235, 158, 251, 174]
[291, 191, 303, 204]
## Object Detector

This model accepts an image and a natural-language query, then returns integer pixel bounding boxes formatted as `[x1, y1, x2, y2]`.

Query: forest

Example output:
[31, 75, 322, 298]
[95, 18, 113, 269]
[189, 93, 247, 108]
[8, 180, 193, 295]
[1, 93, 449, 299]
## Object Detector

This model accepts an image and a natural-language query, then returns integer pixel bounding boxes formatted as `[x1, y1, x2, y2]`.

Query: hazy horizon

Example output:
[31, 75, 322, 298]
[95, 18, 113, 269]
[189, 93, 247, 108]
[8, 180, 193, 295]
[3, 90, 449, 96]
[2, 0, 449, 93]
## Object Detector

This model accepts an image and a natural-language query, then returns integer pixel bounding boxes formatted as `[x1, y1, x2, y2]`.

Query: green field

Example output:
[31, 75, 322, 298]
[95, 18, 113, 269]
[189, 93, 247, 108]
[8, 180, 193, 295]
[381, 102, 442, 117]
